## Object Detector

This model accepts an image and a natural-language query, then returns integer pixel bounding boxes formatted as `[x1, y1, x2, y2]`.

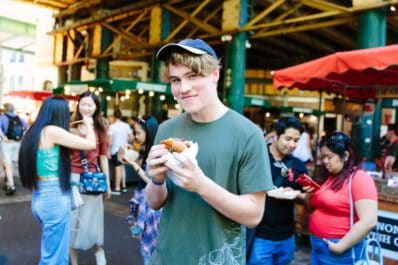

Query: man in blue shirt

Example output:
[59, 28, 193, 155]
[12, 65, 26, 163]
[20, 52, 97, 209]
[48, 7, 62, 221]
[0, 103, 29, 195]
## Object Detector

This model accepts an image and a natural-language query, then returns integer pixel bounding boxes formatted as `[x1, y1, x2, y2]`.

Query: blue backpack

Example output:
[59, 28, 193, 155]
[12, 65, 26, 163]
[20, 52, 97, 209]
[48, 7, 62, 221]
[5, 114, 24, 140]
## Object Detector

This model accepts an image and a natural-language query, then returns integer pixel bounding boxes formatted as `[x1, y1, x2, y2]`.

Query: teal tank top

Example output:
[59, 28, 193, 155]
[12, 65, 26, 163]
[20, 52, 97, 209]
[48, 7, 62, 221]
[37, 146, 60, 178]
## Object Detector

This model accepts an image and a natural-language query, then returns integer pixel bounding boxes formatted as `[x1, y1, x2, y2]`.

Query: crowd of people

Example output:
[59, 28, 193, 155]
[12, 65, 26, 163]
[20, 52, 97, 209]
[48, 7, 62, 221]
[0, 38, 390, 265]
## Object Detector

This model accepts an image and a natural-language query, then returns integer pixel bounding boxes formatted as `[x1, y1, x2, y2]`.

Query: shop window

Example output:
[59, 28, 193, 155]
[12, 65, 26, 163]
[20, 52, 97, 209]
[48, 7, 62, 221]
[10, 52, 17, 63]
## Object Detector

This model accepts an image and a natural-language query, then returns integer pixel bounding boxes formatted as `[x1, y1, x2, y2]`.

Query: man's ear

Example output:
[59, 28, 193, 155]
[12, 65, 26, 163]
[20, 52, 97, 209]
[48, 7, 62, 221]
[212, 69, 220, 83]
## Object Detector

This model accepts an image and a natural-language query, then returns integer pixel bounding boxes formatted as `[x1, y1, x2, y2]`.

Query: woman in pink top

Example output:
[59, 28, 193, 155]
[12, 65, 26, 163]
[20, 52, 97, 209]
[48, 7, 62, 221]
[307, 132, 378, 265]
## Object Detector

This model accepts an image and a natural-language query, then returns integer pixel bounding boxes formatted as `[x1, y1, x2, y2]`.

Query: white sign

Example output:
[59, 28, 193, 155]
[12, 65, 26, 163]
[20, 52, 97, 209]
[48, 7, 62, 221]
[370, 210, 398, 260]
[136, 82, 167, 93]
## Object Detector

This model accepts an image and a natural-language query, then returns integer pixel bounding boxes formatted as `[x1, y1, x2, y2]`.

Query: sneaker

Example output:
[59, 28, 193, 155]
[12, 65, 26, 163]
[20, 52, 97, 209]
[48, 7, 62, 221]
[95, 248, 107, 265]
[121, 187, 128, 193]
[5, 186, 16, 196]
[111, 190, 121, 195]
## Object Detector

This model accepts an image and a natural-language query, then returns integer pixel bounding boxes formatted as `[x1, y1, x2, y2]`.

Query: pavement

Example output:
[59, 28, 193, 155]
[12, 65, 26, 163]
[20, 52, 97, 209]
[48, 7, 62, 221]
[0, 177, 310, 265]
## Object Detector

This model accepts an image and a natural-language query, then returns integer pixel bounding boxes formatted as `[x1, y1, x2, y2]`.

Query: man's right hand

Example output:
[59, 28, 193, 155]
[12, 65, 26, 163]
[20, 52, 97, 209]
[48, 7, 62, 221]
[147, 144, 169, 183]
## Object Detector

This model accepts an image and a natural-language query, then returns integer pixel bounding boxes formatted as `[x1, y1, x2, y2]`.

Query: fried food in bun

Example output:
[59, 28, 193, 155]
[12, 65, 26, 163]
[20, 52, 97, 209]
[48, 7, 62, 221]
[161, 138, 192, 153]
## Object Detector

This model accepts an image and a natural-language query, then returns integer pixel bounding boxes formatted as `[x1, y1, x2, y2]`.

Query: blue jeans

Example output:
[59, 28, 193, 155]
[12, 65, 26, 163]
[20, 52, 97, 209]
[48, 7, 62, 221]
[247, 235, 295, 265]
[310, 235, 365, 265]
[31, 180, 71, 265]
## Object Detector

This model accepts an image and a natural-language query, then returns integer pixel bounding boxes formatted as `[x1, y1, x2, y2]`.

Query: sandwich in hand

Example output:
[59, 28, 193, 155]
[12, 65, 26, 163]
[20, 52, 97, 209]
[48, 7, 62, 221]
[160, 138, 193, 153]
[161, 137, 198, 187]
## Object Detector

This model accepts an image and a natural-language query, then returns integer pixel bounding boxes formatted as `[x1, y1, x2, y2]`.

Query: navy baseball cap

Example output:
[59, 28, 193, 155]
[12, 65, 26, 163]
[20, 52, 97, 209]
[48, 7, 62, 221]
[156, 39, 217, 60]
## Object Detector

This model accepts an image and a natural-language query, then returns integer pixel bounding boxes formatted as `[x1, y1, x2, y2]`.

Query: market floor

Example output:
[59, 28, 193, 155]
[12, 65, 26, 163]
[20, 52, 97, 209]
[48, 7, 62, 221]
[0, 179, 311, 265]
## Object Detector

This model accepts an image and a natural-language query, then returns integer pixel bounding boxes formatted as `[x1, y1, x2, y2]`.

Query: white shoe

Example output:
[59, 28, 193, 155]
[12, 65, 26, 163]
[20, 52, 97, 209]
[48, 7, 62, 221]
[95, 248, 106, 265]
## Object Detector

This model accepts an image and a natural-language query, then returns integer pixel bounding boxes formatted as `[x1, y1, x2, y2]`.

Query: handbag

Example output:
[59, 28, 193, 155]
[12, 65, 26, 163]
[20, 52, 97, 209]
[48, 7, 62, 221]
[79, 151, 108, 194]
[349, 173, 383, 265]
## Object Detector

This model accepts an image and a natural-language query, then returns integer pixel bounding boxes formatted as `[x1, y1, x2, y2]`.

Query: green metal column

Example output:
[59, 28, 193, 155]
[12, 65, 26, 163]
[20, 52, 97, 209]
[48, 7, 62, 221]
[356, 9, 386, 160]
[225, 0, 249, 113]
[151, 8, 170, 120]
[96, 27, 113, 116]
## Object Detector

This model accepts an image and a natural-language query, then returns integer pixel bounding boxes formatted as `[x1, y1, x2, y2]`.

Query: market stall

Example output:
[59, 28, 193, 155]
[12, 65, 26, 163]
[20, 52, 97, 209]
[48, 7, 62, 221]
[273, 44, 398, 264]
[4, 90, 78, 123]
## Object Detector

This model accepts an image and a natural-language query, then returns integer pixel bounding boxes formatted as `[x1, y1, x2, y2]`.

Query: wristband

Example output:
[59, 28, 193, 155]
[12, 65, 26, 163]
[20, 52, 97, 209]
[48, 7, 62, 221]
[151, 177, 165, 185]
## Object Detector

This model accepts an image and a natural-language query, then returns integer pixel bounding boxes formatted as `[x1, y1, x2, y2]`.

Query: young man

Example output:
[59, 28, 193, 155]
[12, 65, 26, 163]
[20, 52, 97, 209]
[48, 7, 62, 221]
[145, 38, 273, 264]
[247, 116, 308, 265]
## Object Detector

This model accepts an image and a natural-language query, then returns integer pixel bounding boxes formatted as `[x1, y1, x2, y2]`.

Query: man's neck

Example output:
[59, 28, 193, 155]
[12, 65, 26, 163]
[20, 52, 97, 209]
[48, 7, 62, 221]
[269, 143, 284, 161]
[191, 100, 228, 123]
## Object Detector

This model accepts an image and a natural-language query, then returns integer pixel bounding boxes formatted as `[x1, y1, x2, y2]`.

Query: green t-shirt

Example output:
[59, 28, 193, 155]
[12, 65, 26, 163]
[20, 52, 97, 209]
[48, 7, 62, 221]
[149, 110, 273, 265]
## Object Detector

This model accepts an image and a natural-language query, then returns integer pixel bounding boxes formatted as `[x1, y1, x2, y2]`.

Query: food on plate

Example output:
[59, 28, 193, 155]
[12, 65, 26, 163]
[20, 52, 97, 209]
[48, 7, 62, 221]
[295, 173, 320, 190]
[267, 187, 300, 200]
[161, 138, 192, 153]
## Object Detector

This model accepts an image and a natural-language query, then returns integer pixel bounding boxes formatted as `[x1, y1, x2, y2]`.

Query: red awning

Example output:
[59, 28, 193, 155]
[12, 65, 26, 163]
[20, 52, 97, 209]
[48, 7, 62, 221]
[272, 45, 398, 100]
[5, 90, 78, 101]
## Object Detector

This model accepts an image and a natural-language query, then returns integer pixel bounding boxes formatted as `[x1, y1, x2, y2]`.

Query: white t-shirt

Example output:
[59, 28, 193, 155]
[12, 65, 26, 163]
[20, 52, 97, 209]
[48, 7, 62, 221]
[292, 131, 313, 162]
[108, 120, 132, 155]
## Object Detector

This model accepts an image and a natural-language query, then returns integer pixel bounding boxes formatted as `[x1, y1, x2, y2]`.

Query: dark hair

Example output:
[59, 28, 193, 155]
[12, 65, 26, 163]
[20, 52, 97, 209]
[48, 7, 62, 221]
[72, 91, 107, 139]
[19, 96, 71, 191]
[274, 116, 304, 137]
[113, 109, 122, 119]
[387, 123, 398, 136]
[318, 131, 359, 191]
[137, 115, 159, 168]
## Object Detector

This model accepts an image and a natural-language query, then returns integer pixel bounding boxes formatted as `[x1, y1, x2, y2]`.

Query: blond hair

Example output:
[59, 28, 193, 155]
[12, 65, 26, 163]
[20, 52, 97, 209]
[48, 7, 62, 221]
[162, 51, 221, 82]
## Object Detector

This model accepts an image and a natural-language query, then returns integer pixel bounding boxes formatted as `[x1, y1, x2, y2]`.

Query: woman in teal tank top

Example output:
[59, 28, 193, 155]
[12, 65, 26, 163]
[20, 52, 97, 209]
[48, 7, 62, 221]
[19, 96, 96, 265]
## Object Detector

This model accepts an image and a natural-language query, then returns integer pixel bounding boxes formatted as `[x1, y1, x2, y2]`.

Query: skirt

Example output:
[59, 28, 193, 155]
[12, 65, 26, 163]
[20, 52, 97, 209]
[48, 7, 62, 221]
[70, 174, 104, 250]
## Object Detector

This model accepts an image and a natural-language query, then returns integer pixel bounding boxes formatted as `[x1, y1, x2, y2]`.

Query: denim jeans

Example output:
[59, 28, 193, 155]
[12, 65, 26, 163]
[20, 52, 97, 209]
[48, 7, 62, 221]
[247, 235, 295, 265]
[310, 235, 365, 265]
[31, 180, 71, 265]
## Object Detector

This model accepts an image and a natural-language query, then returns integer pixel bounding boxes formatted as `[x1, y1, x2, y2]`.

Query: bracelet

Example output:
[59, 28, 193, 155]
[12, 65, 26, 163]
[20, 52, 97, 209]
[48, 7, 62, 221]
[151, 177, 165, 185]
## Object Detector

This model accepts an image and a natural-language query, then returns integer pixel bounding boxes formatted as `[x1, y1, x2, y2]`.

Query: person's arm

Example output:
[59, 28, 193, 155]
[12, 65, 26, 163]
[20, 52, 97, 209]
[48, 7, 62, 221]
[99, 154, 112, 199]
[47, 117, 96, 150]
[198, 176, 265, 227]
[165, 152, 266, 227]
[384, 155, 395, 176]
[325, 199, 378, 254]
[125, 159, 150, 183]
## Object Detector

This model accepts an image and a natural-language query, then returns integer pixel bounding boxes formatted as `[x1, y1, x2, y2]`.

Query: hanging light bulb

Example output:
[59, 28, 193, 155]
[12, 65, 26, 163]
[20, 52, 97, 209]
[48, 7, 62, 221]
[149, 91, 155, 97]
[159, 95, 166, 101]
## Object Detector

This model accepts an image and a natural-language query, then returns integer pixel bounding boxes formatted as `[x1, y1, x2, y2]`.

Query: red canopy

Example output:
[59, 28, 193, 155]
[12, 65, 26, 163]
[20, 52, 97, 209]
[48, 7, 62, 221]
[5, 90, 78, 101]
[272, 45, 398, 99]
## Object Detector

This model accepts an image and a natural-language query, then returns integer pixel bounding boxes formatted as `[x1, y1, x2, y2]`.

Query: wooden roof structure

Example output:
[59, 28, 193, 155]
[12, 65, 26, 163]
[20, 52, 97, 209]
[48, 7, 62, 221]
[18, 0, 398, 70]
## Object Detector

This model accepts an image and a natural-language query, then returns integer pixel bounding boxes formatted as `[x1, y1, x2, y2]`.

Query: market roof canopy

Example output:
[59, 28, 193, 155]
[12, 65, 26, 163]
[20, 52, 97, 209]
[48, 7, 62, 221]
[60, 79, 171, 95]
[5, 90, 78, 101]
[272, 45, 398, 100]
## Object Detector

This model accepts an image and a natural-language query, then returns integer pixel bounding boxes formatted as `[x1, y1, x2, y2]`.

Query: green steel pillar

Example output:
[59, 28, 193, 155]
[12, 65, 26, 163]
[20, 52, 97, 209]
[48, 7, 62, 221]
[356, 9, 386, 160]
[96, 27, 113, 115]
[225, 0, 249, 113]
[151, 8, 170, 120]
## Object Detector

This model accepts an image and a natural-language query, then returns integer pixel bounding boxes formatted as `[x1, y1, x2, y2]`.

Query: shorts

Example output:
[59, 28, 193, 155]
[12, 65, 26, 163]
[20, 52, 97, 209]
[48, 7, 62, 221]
[110, 154, 123, 167]
[1, 141, 21, 163]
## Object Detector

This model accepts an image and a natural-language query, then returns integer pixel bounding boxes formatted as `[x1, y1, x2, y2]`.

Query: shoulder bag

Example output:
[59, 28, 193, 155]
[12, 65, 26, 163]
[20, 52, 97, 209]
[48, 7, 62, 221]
[79, 151, 108, 194]
[349, 172, 383, 265]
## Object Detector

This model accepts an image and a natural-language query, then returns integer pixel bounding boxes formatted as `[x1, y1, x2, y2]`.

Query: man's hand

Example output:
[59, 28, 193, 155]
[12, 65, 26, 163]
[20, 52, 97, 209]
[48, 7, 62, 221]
[165, 152, 207, 193]
[147, 144, 169, 183]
